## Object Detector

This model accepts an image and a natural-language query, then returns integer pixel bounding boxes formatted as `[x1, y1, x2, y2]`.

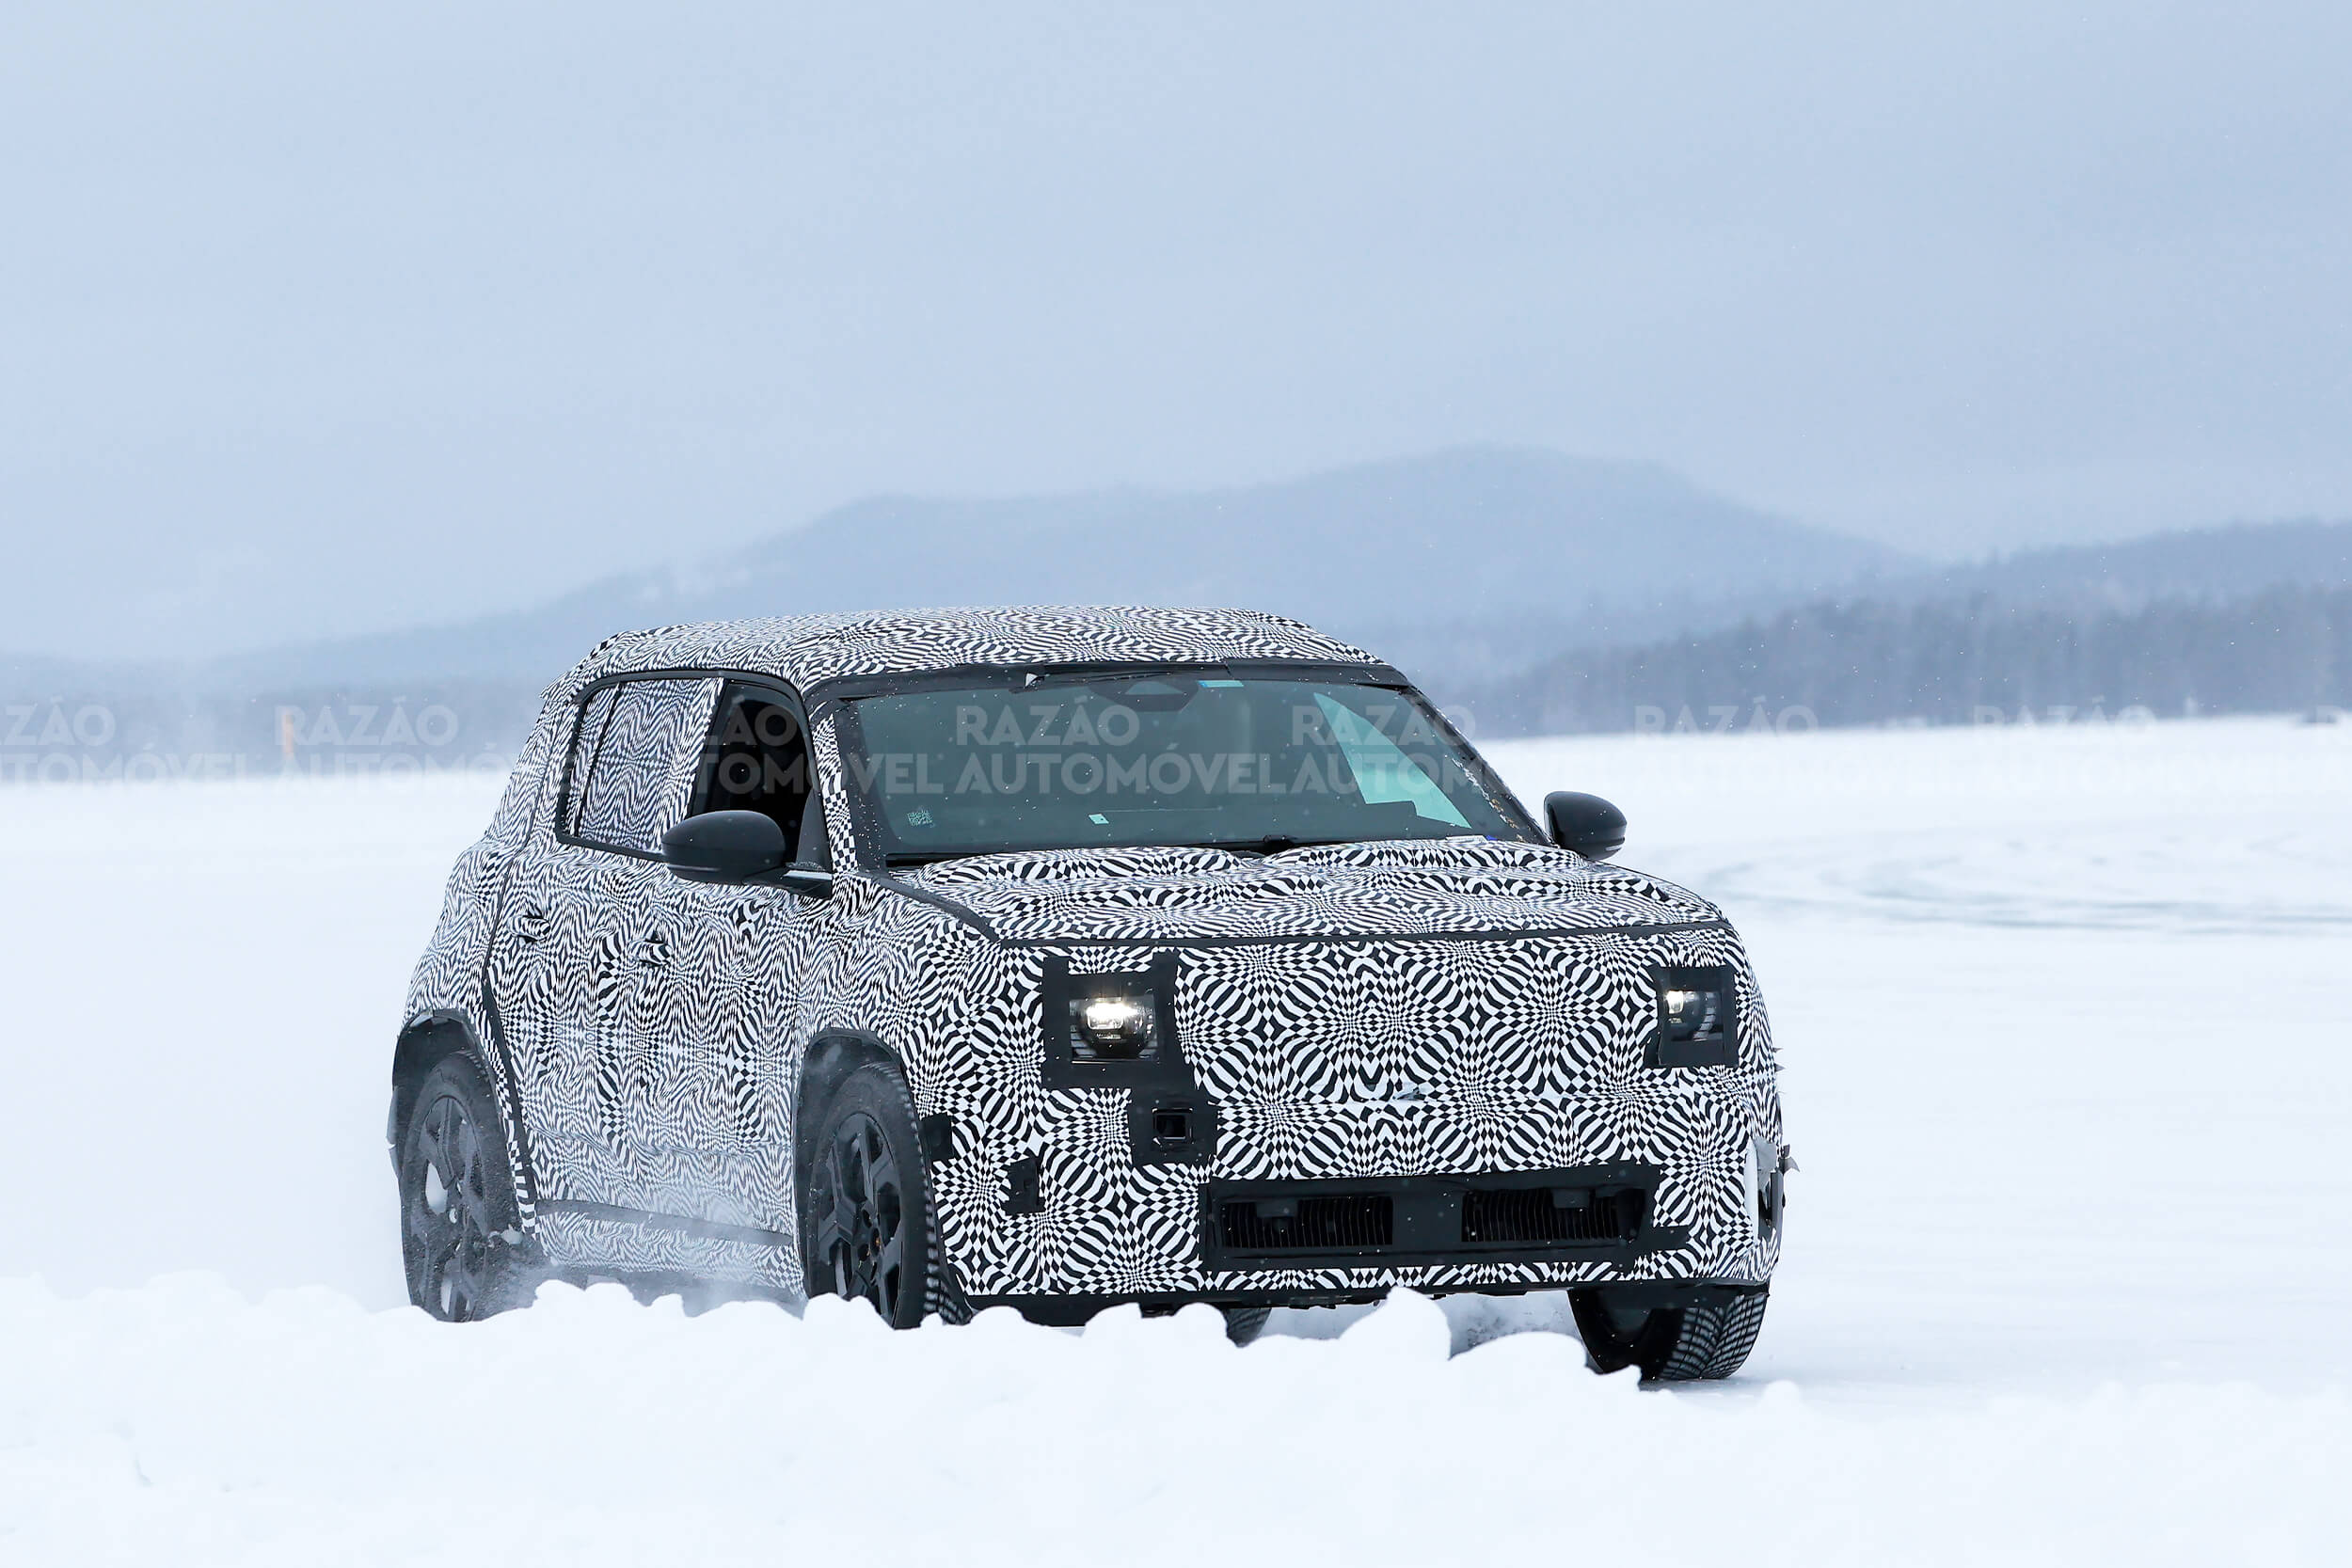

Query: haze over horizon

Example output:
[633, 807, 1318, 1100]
[8, 3, 2349, 661]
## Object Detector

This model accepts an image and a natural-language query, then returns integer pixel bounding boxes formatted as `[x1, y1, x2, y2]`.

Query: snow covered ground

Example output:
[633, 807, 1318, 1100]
[3, 715, 2347, 1562]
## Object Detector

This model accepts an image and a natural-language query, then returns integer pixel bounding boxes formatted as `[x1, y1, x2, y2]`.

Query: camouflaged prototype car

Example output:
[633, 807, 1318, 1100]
[392, 606, 1789, 1378]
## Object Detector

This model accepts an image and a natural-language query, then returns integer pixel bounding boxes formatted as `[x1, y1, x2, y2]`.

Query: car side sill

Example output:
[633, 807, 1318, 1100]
[535, 1199, 795, 1251]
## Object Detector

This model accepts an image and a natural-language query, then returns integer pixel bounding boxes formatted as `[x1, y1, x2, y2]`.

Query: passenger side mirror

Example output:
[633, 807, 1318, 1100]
[1544, 791, 1627, 862]
[662, 811, 786, 884]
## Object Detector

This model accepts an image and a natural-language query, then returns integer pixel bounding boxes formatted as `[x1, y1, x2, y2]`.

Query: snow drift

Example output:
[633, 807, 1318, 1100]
[5, 1275, 2343, 1567]
[3, 714, 2348, 1562]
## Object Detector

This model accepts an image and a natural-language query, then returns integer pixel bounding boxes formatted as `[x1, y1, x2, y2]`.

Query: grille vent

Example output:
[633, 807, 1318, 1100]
[1218, 1194, 1394, 1253]
[1460, 1186, 1642, 1245]
[1208, 1169, 1657, 1263]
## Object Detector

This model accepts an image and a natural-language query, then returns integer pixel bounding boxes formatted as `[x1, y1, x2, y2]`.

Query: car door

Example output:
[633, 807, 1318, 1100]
[485, 674, 721, 1220]
[619, 680, 834, 1232]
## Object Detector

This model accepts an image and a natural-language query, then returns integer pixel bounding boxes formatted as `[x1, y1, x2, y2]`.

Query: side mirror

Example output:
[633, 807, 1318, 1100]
[775, 867, 834, 899]
[662, 811, 785, 884]
[1544, 791, 1627, 862]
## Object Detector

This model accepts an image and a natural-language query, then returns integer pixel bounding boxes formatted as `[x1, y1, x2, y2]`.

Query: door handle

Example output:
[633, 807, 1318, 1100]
[513, 905, 550, 942]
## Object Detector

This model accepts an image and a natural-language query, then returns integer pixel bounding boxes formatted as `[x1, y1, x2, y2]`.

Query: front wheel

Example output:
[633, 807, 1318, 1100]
[801, 1063, 952, 1328]
[1568, 1287, 1768, 1381]
[398, 1053, 541, 1321]
[1221, 1307, 1272, 1345]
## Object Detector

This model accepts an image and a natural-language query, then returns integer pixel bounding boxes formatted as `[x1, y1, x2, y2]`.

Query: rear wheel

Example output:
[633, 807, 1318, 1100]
[802, 1063, 950, 1328]
[399, 1053, 540, 1321]
[1568, 1287, 1768, 1381]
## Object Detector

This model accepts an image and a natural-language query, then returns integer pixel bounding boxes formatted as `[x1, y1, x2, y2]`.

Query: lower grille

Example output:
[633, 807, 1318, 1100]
[1220, 1194, 1393, 1253]
[1461, 1185, 1643, 1245]
[1204, 1164, 1662, 1267]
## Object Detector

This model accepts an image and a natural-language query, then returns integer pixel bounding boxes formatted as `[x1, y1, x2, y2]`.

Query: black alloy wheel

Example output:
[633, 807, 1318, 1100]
[820, 1110, 908, 1316]
[803, 1064, 946, 1328]
[399, 1053, 538, 1322]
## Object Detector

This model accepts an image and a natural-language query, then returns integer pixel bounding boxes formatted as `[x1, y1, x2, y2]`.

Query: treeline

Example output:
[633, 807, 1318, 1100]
[11, 583, 2351, 775]
[1469, 584, 2352, 736]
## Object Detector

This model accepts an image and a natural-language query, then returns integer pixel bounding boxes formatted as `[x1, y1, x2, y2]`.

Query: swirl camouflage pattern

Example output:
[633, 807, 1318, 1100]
[396, 606, 1787, 1366]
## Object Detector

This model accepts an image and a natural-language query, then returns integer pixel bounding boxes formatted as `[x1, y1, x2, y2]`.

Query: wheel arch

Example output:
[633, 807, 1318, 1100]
[391, 1003, 541, 1221]
[793, 1029, 908, 1183]
[794, 1026, 961, 1323]
[389, 1008, 481, 1153]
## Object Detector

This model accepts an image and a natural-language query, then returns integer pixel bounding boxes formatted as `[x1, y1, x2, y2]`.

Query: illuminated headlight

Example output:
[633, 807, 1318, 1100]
[1650, 965, 1737, 1068]
[1072, 991, 1158, 1061]
[1662, 986, 1726, 1043]
[1041, 957, 1181, 1085]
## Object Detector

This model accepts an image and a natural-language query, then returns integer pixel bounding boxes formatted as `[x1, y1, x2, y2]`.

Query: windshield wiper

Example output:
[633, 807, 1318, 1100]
[1184, 834, 1329, 856]
[891, 835, 1343, 865]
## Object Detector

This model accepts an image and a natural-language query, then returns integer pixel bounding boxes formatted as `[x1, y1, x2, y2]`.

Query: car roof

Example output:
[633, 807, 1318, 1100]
[561, 605, 1386, 694]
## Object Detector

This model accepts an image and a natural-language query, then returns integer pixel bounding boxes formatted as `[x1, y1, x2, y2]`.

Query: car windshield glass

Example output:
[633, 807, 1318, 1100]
[839, 673, 1536, 863]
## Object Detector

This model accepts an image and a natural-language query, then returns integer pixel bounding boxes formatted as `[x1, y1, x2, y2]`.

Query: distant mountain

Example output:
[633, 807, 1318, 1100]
[23, 455, 2344, 762]
[162, 447, 1907, 695]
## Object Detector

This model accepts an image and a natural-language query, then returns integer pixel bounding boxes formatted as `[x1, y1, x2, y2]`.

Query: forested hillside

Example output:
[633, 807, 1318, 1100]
[1471, 585, 2351, 735]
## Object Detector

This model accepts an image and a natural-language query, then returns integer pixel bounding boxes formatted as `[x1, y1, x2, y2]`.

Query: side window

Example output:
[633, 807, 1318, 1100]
[564, 677, 722, 854]
[691, 684, 826, 867]
[559, 687, 621, 838]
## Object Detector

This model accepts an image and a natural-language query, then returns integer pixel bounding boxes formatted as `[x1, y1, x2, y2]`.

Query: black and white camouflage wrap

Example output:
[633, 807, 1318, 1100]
[402, 606, 1785, 1307]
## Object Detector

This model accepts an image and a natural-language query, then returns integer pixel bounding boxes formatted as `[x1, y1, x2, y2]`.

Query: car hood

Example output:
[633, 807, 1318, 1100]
[892, 837, 1723, 945]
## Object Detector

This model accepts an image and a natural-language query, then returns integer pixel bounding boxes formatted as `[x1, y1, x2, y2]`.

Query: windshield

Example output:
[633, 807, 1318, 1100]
[837, 671, 1538, 863]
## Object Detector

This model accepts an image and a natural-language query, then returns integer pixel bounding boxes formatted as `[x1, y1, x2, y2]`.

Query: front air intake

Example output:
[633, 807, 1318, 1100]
[1460, 1185, 1644, 1245]
[1201, 1164, 1668, 1269]
[1218, 1193, 1394, 1253]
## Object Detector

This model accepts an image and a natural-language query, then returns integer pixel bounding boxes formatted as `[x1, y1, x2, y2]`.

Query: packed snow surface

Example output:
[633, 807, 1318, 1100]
[3, 715, 2348, 1563]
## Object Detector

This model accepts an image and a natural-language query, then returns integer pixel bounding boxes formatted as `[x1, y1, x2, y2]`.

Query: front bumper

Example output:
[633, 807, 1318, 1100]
[970, 1275, 1771, 1326]
[923, 923, 1788, 1300]
[942, 1145, 1786, 1323]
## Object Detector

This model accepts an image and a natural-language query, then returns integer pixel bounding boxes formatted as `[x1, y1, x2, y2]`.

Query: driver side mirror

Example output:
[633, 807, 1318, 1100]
[662, 810, 786, 885]
[1544, 791, 1626, 862]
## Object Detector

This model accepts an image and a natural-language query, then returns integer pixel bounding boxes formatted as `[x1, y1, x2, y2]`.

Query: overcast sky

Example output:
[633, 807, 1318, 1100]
[6, 2, 2347, 659]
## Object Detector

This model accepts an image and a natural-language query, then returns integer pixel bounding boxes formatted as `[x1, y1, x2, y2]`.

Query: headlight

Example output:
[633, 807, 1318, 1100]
[1040, 954, 1183, 1089]
[1650, 965, 1737, 1067]
[1662, 986, 1725, 1043]
[1072, 991, 1157, 1060]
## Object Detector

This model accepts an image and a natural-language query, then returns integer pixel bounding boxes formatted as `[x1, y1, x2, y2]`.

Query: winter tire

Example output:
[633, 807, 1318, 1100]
[802, 1063, 954, 1328]
[399, 1053, 541, 1321]
[1568, 1287, 1768, 1381]
[1222, 1306, 1272, 1345]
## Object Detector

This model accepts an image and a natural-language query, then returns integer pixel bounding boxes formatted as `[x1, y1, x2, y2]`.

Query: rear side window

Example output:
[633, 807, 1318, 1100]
[562, 677, 722, 854]
[560, 687, 622, 833]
